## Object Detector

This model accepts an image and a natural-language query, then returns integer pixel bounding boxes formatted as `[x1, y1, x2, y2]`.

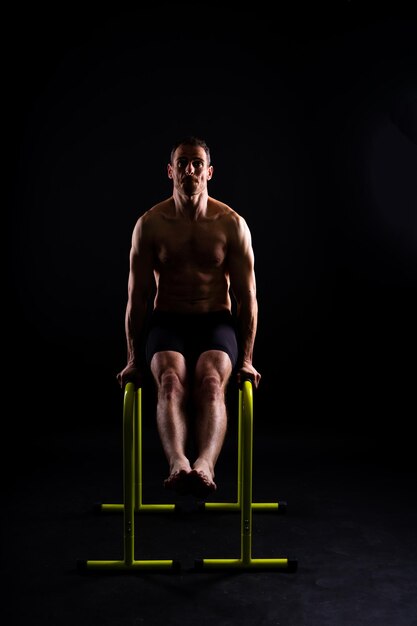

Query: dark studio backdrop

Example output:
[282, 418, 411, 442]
[6, 4, 417, 458]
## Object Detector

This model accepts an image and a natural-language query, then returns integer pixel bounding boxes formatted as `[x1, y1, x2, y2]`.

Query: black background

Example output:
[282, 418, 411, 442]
[3, 5, 417, 625]
[6, 2, 417, 448]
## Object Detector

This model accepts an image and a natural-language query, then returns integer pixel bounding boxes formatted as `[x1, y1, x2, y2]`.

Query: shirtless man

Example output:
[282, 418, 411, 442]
[117, 136, 261, 499]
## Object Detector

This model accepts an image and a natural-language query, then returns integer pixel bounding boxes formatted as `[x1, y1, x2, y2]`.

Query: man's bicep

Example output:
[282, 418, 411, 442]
[128, 220, 155, 299]
[228, 222, 256, 302]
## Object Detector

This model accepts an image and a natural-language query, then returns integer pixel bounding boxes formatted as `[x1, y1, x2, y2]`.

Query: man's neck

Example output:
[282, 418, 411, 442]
[172, 189, 209, 220]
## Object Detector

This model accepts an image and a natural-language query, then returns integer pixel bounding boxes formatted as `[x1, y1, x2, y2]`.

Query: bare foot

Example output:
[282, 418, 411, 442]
[187, 460, 217, 499]
[163, 459, 192, 495]
[187, 470, 217, 499]
[163, 470, 190, 494]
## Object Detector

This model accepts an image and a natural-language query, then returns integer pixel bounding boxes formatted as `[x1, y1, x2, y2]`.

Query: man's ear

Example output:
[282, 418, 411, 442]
[167, 163, 173, 179]
[207, 165, 214, 180]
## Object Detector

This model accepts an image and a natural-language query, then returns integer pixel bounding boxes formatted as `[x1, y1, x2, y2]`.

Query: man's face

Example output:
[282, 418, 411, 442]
[168, 145, 213, 196]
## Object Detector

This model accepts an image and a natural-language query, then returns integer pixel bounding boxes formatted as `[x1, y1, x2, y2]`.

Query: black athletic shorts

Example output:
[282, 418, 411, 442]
[145, 309, 239, 369]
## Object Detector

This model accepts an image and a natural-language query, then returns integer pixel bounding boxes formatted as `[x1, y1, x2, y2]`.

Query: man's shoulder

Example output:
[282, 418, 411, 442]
[208, 199, 251, 244]
[132, 201, 172, 243]
[137, 199, 173, 224]
[208, 197, 243, 223]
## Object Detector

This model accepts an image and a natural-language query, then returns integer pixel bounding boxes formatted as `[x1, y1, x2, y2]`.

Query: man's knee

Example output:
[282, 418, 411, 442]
[159, 369, 187, 401]
[194, 372, 225, 403]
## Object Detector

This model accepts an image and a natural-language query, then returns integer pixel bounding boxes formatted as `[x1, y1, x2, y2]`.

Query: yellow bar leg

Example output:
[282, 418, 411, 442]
[134, 388, 176, 513]
[241, 379, 253, 566]
[196, 380, 297, 571]
[202, 384, 286, 514]
[78, 383, 179, 572]
[94, 386, 176, 514]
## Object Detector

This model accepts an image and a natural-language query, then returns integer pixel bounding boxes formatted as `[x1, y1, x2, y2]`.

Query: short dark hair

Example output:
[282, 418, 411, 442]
[170, 136, 211, 165]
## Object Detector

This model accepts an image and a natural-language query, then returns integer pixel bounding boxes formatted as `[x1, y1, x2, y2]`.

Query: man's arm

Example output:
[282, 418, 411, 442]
[117, 214, 155, 388]
[228, 214, 261, 388]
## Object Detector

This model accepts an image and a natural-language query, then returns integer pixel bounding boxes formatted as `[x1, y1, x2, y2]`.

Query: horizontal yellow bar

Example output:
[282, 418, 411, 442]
[252, 503, 280, 511]
[138, 504, 176, 512]
[197, 558, 291, 570]
[83, 559, 177, 570]
[99, 503, 176, 513]
[203, 503, 240, 512]
[99, 504, 124, 512]
[202, 502, 280, 512]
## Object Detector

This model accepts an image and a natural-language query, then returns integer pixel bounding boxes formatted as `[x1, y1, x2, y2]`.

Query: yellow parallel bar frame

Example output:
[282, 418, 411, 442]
[197, 380, 294, 571]
[99, 385, 280, 515]
[82, 383, 177, 571]
[203, 385, 280, 513]
[99, 386, 175, 514]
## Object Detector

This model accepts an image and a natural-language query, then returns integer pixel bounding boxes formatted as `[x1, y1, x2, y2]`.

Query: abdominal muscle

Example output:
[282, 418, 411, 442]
[154, 268, 232, 314]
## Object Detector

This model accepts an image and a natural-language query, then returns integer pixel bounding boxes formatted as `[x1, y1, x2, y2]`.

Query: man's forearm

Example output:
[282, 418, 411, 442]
[125, 299, 149, 366]
[237, 296, 258, 365]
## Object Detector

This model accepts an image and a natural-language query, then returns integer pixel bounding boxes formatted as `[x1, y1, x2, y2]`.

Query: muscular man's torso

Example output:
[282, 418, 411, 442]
[144, 197, 237, 314]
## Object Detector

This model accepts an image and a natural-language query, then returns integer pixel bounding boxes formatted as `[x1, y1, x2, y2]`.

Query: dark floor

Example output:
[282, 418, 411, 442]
[3, 398, 417, 626]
